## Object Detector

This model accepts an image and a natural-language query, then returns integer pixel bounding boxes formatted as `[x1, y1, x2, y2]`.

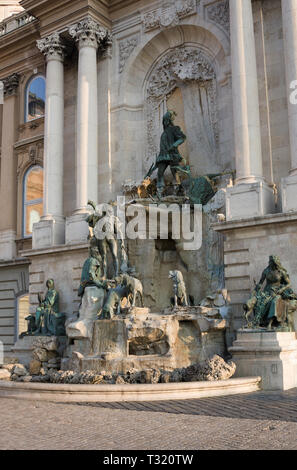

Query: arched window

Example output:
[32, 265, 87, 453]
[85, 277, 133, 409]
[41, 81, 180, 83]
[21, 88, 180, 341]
[25, 75, 46, 122]
[23, 166, 44, 238]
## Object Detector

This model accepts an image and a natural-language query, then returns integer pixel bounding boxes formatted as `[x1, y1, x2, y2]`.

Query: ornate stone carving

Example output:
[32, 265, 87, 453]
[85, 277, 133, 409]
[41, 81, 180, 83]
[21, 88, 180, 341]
[16, 142, 43, 179]
[119, 36, 139, 73]
[146, 46, 218, 164]
[3, 73, 20, 96]
[142, 0, 197, 32]
[37, 32, 66, 61]
[69, 17, 112, 53]
[206, 0, 230, 33]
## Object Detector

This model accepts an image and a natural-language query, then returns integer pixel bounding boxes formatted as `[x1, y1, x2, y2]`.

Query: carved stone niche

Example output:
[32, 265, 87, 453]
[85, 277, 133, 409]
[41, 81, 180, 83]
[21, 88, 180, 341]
[145, 45, 219, 174]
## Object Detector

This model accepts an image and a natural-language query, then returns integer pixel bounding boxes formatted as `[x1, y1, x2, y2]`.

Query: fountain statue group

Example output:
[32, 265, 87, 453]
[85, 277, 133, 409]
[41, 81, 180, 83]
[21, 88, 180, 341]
[21, 110, 297, 338]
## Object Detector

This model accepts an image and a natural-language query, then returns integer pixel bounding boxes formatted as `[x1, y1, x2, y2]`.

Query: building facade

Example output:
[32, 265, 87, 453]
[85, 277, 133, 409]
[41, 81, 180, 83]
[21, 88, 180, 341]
[0, 0, 297, 356]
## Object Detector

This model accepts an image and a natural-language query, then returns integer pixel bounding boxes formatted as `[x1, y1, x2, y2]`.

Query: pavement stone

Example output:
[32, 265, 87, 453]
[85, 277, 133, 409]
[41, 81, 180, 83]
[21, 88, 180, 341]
[0, 389, 297, 450]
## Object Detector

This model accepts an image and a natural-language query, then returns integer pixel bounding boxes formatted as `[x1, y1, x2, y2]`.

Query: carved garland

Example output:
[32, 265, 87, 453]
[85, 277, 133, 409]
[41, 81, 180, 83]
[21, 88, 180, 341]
[145, 46, 218, 166]
[119, 36, 139, 73]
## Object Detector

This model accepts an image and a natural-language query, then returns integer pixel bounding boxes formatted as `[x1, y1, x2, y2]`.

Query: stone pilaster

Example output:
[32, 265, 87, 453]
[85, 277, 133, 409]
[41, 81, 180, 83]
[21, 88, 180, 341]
[33, 32, 66, 249]
[3, 73, 20, 97]
[226, 0, 274, 221]
[281, 0, 297, 212]
[66, 17, 112, 244]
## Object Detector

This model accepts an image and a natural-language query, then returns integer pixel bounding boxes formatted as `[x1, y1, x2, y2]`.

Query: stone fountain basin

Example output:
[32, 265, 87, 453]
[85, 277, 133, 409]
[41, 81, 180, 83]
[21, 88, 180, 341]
[0, 376, 261, 402]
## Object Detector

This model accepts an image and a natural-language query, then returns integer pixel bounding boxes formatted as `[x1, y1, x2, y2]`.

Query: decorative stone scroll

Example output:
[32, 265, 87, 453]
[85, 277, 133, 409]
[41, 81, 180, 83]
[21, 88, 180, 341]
[3, 72, 20, 96]
[37, 32, 66, 61]
[145, 46, 218, 164]
[206, 0, 230, 34]
[69, 16, 112, 53]
[142, 0, 197, 32]
[119, 35, 139, 73]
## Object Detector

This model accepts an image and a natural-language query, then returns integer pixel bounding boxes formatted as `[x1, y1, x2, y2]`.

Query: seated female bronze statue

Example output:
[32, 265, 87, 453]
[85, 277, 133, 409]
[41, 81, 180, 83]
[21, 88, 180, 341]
[244, 256, 297, 330]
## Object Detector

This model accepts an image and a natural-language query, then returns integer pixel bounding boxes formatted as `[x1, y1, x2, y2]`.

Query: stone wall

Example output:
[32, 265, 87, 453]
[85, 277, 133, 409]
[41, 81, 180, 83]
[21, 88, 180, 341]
[0, 260, 29, 353]
[108, 3, 233, 199]
[214, 213, 297, 346]
[27, 245, 88, 320]
[253, 0, 290, 204]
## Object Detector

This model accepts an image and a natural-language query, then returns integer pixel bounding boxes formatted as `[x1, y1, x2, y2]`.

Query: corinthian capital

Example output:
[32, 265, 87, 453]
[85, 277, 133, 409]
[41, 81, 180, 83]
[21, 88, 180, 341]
[37, 32, 65, 61]
[69, 17, 112, 52]
[3, 73, 20, 96]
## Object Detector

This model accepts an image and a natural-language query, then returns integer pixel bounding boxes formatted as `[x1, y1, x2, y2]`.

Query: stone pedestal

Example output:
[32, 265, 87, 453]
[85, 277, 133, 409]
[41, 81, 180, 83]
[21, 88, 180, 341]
[91, 320, 128, 359]
[229, 330, 297, 390]
[0, 230, 16, 260]
[281, 174, 297, 213]
[65, 213, 89, 245]
[67, 286, 105, 340]
[226, 182, 275, 221]
[32, 216, 65, 249]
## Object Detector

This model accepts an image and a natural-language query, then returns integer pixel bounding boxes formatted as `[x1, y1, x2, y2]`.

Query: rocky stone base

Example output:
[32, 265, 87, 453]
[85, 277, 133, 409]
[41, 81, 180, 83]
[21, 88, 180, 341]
[64, 307, 228, 375]
[5, 355, 235, 385]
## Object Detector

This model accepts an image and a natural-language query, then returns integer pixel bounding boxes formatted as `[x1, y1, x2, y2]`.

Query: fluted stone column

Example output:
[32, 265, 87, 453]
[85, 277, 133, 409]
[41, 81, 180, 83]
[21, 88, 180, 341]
[0, 73, 20, 259]
[66, 17, 111, 244]
[226, 0, 274, 221]
[281, 0, 297, 212]
[33, 32, 66, 248]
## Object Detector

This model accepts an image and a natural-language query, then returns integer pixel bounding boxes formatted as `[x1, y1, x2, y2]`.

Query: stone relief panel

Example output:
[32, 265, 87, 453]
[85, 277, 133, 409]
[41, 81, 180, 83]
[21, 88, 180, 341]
[118, 35, 139, 74]
[145, 45, 219, 174]
[16, 142, 43, 180]
[205, 0, 230, 34]
[142, 0, 198, 32]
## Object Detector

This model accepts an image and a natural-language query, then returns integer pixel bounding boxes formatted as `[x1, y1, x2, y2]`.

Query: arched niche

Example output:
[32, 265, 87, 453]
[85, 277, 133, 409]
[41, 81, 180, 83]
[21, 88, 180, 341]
[114, 23, 232, 188]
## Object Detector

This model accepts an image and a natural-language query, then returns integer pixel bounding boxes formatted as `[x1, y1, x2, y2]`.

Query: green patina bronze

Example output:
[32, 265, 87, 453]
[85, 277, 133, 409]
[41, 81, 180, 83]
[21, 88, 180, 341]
[78, 245, 108, 297]
[23, 279, 66, 337]
[244, 255, 297, 330]
[145, 110, 234, 204]
[145, 110, 186, 198]
[181, 173, 224, 206]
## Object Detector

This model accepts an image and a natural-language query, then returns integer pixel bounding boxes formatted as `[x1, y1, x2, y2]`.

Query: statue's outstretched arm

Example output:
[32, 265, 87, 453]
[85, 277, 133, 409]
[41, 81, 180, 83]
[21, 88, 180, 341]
[170, 127, 186, 150]
[88, 200, 96, 211]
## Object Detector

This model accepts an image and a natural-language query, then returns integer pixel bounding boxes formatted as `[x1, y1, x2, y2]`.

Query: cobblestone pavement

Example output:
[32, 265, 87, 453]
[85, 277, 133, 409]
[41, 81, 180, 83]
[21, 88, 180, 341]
[0, 389, 297, 450]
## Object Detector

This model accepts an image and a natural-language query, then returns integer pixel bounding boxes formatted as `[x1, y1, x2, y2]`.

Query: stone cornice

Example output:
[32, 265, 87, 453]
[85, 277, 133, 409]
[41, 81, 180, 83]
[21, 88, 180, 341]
[212, 211, 297, 233]
[20, 0, 111, 35]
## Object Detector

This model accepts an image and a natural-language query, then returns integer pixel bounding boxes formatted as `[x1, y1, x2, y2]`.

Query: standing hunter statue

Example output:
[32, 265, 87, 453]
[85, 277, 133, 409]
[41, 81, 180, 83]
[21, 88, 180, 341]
[146, 110, 187, 198]
[145, 110, 234, 202]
